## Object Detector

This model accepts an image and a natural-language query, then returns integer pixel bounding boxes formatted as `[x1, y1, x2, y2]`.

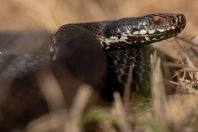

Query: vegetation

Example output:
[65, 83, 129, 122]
[0, 0, 198, 131]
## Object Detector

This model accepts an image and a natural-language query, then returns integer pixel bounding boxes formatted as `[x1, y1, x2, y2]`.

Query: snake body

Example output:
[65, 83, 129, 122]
[0, 13, 186, 131]
[52, 13, 186, 98]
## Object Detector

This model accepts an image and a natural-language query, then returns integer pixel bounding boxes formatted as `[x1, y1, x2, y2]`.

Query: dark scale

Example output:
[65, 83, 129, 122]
[132, 46, 153, 95]
[106, 46, 153, 98]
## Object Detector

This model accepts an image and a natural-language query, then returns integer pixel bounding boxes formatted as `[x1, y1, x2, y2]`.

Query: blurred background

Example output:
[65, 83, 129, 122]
[0, 0, 197, 32]
[0, 0, 198, 57]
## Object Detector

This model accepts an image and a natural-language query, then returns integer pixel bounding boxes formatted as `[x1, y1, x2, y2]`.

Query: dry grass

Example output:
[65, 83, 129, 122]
[0, 0, 198, 132]
[22, 37, 198, 132]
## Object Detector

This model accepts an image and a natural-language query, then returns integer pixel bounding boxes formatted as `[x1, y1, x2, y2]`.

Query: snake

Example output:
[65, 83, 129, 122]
[0, 13, 186, 131]
[51, 13, 186, 99]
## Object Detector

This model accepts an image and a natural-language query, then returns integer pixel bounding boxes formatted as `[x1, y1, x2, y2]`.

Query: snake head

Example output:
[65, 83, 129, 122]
[100, 13, 186, 49]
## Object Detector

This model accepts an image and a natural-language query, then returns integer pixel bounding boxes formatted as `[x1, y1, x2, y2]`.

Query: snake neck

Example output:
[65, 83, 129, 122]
[106, 46, 153, 97]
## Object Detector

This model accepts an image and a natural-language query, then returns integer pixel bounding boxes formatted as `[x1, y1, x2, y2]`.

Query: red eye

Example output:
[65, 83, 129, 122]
[153, 16, 163, 24]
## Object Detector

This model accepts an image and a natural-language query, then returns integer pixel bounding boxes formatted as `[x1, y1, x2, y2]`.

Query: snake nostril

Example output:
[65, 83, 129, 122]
[171, 17, 177, 25]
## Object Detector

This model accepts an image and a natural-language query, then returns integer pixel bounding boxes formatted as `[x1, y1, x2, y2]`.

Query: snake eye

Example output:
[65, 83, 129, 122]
[153, 16, 163, 24]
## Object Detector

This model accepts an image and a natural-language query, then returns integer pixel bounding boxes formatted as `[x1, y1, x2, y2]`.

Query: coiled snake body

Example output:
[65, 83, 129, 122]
[52, 13, 186, 98]
[0, 13, 186, 131]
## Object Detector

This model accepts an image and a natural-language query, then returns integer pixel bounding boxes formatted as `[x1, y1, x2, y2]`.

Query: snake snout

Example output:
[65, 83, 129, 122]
[177, 14, 186, 29]
[175, 14, 186, 32]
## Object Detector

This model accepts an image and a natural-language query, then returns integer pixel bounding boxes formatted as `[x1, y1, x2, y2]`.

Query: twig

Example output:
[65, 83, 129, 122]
[65, 84, 93, 132]
[150, 52, 167, 122]
[113, 92, 132, 132]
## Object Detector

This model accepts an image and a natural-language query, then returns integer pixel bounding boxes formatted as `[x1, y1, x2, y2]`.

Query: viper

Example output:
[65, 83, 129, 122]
[52, 13, 186, 99]
[0, 13, 186, 131]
